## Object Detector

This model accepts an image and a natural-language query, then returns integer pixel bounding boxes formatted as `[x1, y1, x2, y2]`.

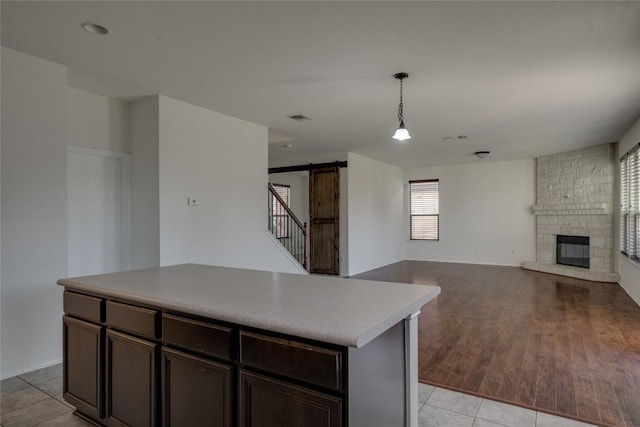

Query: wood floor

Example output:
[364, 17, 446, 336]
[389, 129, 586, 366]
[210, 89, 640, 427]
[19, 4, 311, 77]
[352, 261, 640, 427]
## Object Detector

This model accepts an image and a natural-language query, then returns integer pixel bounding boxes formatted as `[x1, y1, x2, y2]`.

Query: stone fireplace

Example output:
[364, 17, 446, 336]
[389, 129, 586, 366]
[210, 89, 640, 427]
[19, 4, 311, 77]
[523, 143, 619, 282]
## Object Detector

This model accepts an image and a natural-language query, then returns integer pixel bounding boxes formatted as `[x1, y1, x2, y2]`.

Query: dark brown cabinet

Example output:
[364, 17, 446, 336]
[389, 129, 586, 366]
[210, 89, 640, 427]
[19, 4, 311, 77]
[63, 315, 104, 421]
[239, 371, 342, 427]
[106, 329, 157, 427]
[161, 347, 232, 427]
[63, 290, 350, 427]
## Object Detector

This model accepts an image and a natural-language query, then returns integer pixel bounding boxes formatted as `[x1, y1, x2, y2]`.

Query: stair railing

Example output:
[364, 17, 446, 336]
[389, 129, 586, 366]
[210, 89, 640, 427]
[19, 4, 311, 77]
[268, 184, 308, 270]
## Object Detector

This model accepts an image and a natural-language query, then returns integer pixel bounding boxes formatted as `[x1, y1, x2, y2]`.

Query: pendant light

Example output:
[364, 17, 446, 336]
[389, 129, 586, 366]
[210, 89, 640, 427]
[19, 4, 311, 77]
[392, 72, 411, 141]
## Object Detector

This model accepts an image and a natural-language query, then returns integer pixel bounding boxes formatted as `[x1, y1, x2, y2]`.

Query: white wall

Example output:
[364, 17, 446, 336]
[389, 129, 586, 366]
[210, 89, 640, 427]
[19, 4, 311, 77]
[158, 95, 302, 273]
[130, 96, 160, 269]
[405, 159, 536, 266]
[347, 153, 405, 276]
[1, 48, 68, 378]
[617, 116, 640, 305]
[66, 87, 131, 153]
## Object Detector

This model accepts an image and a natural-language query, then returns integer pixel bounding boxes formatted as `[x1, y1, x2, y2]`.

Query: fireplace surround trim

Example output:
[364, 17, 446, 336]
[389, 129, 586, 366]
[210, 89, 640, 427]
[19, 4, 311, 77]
[532, 203, 609, 216]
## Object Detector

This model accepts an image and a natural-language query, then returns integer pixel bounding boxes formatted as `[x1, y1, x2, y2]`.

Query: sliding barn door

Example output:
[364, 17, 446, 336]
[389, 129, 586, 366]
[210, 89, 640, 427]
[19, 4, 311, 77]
[309, 166, 339, 275]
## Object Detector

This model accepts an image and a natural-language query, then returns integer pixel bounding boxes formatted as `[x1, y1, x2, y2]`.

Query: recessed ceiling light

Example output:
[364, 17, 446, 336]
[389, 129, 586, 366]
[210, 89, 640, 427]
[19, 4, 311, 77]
[474, 151, 490, 159]
[81, 22, 110, 35]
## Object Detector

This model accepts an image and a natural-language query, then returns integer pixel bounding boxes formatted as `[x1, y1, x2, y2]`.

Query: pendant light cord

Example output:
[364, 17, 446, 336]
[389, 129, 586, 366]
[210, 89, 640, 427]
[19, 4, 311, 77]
[397, 77, 404, 123]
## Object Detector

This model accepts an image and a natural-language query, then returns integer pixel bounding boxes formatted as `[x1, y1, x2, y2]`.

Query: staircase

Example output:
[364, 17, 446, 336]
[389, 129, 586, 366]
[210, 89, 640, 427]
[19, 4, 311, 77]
[268, 183, 308, 271]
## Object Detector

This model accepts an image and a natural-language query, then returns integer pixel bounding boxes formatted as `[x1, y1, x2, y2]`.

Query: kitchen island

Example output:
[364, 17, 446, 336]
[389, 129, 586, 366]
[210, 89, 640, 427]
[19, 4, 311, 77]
[58, 264, 440, 427]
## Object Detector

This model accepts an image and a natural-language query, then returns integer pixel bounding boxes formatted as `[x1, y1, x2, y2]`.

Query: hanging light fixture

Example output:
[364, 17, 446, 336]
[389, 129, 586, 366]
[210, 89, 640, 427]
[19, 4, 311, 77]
[392, 72, 411, 141]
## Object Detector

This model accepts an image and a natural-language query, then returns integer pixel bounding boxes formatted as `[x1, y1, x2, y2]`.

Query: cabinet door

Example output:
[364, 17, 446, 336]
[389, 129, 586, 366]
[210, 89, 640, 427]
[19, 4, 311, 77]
[161, 347, 232, 427]
[106, 329, 157, 427]
[239, 371, 342, 427]
[63, 315, 104, 421]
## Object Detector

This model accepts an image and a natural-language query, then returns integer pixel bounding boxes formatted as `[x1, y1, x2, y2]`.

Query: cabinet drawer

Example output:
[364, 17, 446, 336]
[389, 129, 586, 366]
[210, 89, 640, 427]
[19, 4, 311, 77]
[106, 300, 158, 339]
[240, 331, 342, 391]
[64, 291, 103, 323]
[163, 314, 233, 361]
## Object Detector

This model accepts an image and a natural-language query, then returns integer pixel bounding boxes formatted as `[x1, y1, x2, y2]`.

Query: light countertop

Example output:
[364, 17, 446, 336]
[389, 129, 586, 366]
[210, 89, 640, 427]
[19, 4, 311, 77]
[58, 264, 440, 348]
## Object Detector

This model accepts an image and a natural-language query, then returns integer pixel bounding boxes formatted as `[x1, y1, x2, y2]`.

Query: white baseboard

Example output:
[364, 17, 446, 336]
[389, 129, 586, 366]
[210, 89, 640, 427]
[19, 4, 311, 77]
[1, 358, 62, 381]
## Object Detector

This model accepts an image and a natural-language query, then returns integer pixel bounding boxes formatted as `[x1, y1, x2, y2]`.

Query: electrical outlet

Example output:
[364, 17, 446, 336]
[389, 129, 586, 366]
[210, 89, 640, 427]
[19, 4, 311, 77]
[188, 197, 199, 206]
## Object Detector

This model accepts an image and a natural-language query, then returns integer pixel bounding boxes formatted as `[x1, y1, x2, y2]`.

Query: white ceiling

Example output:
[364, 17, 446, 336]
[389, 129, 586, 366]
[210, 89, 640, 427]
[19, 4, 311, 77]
[2, 1, 639, 168]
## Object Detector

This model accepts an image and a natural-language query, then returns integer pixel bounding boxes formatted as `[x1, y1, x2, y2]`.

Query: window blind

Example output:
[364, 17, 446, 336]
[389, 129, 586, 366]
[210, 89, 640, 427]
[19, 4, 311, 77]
[272, 184, 290, 238]
[631, 145, 639, 260]
[620, 144, 640, 262]
[273, 184, 290, 206]
[621, 154, 629, 254]
[409, 180, 439, 240]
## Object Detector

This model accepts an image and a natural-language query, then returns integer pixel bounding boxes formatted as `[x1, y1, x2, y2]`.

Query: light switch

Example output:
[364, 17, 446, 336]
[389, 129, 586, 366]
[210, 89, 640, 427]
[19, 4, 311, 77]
[188, 197, 199, 206]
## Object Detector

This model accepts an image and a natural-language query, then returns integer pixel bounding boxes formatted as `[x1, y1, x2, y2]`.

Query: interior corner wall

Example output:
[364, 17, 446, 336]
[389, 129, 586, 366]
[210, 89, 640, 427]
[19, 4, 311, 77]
[66, 87, 131, 154]
[1, 48, 68, 378]
[347, 152, 404, 276]
[157, 95, 302, 273]
[405, 159, 536, 266]
[339, 168, 349, 276]
[617, 116, 640, 305]
[130, 96, 160, 270]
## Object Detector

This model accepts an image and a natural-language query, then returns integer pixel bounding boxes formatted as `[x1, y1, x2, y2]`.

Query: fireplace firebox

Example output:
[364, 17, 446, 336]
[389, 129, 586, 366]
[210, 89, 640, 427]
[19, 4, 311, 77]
[556, 235, 589, 269]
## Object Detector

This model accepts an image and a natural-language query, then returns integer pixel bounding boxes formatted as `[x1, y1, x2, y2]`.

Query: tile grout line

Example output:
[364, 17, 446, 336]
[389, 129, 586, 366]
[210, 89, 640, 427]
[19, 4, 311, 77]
[426, 386, 552, 427]
[16, 377, 63, 403]
[0, 385, 51, 418]
[2, 371, 73, 426]
[426, 386, 484, 419]
[474, 396, 484, 421]
[1, 394, 72, 426]
[32, 408, 75, 427]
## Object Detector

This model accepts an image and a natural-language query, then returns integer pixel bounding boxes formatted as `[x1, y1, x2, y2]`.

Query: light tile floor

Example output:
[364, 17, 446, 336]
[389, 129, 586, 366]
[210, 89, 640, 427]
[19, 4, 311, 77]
[418, 383, 598, 427]
[1, 364, 600, 426]
[0, 364, 91, 427]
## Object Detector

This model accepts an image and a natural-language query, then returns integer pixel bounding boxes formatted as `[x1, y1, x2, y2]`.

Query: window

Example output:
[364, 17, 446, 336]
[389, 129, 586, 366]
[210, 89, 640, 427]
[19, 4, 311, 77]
[620, 144, 640, 262]
[271, 184, 290, 238]
[409, 179, 439, 240]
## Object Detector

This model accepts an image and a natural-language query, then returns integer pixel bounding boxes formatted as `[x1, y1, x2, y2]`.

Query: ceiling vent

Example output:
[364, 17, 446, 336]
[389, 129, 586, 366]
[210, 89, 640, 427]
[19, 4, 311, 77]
[442, 135, 469, 141]
[288, 114, 311, 121]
